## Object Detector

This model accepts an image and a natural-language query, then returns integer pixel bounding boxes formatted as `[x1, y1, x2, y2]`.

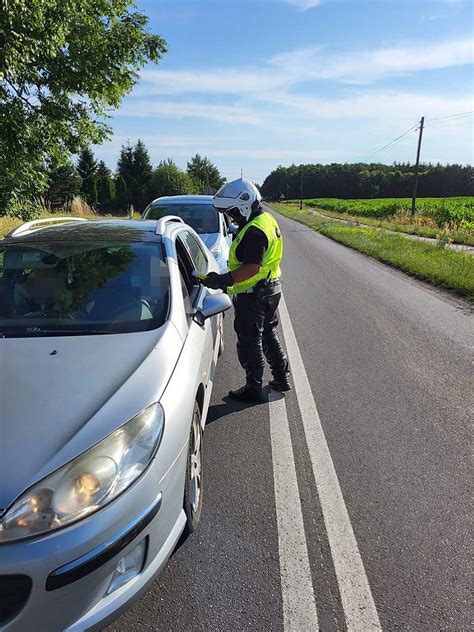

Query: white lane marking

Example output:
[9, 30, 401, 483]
[269, 391, 319, 631]
[279, 293, 382, 632]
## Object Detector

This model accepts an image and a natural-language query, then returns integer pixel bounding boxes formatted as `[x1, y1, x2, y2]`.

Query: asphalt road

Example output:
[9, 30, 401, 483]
[108, 210, 473, 632]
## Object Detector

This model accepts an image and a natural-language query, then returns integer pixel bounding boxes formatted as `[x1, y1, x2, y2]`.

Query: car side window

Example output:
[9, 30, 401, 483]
[176, 238, 200, 314]
[178, 269, 193, 319]
[181, 231, 208, 276]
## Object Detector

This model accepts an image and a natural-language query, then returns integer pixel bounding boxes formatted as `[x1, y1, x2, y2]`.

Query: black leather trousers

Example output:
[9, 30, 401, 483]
[233, 283, 289, 389]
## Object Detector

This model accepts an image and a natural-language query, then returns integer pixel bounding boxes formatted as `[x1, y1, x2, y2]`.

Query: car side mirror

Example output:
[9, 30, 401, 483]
[228, 223, 238, 235]
[193, 293, 232, 326]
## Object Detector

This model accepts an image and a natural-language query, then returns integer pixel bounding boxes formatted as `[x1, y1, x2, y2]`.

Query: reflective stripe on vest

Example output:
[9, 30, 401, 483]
[227, 211, 283, 295]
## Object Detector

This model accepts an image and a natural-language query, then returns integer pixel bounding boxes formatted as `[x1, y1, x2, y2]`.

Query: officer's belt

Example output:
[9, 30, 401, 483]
[242, 279, 281, 294]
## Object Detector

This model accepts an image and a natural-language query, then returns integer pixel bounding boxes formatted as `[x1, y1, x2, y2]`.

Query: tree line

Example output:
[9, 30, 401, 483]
[261, 163, 473, 200]
[45, 143, 226, 215]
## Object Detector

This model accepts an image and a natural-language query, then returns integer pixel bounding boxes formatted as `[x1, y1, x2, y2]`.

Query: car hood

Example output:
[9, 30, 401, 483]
[0, 322, 182, 509]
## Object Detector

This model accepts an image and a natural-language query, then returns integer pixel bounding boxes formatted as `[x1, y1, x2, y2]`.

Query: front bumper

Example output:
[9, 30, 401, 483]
[0, 447, 187, 632]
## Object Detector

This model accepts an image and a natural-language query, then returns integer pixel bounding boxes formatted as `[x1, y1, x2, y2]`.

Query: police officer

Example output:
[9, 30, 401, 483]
[202, 178, 290, 403]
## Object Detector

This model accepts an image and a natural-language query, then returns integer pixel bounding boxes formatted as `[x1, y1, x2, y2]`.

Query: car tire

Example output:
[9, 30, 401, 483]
[183, 402, 203, 535]
[218, 316, 225, 357]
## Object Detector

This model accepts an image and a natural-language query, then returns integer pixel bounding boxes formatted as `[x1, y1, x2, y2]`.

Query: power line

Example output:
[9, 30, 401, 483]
[358, 113, 471, 163]
[424, 120, 474, 129]
[359, 122, 419, 161]
[425, 110, 473, 122]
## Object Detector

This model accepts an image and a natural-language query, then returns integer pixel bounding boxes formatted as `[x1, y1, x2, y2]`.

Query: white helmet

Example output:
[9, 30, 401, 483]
[213, 178, 262, 222]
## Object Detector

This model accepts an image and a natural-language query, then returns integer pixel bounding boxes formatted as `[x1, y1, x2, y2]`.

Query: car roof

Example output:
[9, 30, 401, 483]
[149, 195, 214, 205]
[1, 220, 164, 244]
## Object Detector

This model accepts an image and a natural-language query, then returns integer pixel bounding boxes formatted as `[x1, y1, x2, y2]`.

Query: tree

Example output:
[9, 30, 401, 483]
[82, 178, 98, 207]
[0, 0, 167, 217]
[115, 140, 154, 211]
[114, 175, 129, 215]
[44, 161, 82, 208]
[116, 143, 135, 186]
[115, 175, 128, 199]
[260, 163, 474, 200]
[97, 161, 112, 179]
[95, 161, 115, 212]
[151, 160, 194, 198]
[132, 139, 154, 211]
[77, 149, 97, 181]
[97, 177, 115, 214]
[115, 143, 135, 212]
[186, 155, 225, 193]
[77, 148, 98, 206]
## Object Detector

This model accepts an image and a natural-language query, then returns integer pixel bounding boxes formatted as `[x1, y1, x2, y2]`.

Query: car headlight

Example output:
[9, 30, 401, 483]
[0, 404, 164, 543]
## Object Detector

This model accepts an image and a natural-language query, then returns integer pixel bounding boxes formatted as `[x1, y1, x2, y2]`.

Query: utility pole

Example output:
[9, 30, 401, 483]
[300, 172, 304, 210]
[411, 116, 425, 216]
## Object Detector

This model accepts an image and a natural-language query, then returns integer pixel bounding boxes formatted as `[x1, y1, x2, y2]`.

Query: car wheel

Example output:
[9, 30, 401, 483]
[183, 402, 203, 535]
[218, 316, 225, 357]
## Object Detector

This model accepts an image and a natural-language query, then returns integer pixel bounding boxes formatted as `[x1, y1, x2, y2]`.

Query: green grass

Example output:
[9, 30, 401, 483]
[289, 197, 474, 245]
[272, 203, 474, 302]
[306, 207, 474, 246]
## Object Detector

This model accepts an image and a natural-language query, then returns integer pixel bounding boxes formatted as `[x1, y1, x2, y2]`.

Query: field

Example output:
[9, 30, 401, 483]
[272, 203, 474, 301]
[291, 197, 474, 246]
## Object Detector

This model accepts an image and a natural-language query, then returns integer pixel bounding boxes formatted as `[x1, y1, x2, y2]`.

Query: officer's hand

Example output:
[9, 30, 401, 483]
[201, 272, 233, 290]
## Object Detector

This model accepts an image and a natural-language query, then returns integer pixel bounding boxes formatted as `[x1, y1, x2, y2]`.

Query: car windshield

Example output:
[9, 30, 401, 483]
[0, 241, 170, 337]
[145, 203, 219, 234]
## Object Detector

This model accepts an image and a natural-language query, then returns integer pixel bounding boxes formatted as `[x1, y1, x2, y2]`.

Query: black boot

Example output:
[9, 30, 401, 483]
[269, 376, 291, 392]
[228, 385, 267, 403]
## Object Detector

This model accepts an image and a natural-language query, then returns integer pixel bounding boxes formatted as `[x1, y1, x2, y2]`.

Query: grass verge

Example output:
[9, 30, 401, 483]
[271, 203, 474, 302]
[307, 207, 474, 246]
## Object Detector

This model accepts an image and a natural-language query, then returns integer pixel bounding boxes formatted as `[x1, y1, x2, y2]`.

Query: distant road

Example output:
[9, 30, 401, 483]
[109, 210, 472, 631]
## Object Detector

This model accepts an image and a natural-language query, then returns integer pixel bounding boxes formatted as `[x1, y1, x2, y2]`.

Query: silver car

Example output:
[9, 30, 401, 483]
[0, 216, 231, 631]
[142, 195, 232, 273]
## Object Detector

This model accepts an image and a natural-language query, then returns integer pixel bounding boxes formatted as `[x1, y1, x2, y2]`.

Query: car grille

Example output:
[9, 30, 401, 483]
[0, 575, 32, 625]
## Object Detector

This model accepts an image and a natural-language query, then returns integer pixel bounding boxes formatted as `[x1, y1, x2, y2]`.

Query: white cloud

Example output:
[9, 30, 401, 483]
[136, 68, 284, 96]
[115, 100, 263, 125]
[282, 0, 323, 10]
[270, 36, 474, 84]
[135, 36, 473, 101]
[257, 91, 474, 123]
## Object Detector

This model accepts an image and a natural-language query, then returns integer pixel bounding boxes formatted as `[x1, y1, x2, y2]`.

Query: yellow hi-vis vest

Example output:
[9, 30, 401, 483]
[227, 211, 283, 295]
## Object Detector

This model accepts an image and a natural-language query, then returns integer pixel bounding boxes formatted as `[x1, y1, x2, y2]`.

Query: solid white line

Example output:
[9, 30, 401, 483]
[268, 391, 319, 631]
[279, 293, 382, 632]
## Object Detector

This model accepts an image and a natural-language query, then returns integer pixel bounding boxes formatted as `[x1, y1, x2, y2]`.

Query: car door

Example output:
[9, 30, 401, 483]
[176, 230, 216, 395]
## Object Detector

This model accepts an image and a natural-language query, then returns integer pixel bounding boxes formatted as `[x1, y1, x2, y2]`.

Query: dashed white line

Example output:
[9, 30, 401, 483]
[268, 391, 319, 631]
[279, 292, 382, 632]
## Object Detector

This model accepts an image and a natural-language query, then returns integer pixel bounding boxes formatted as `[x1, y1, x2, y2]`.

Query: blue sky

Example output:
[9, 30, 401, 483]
[94, 0, 474, 184]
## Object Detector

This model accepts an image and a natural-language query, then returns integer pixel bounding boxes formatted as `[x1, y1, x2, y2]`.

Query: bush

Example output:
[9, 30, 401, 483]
[3, 195, 43, 221]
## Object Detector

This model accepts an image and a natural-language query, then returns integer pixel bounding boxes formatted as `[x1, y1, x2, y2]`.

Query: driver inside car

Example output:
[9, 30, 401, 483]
[14, 261, 71, 316]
